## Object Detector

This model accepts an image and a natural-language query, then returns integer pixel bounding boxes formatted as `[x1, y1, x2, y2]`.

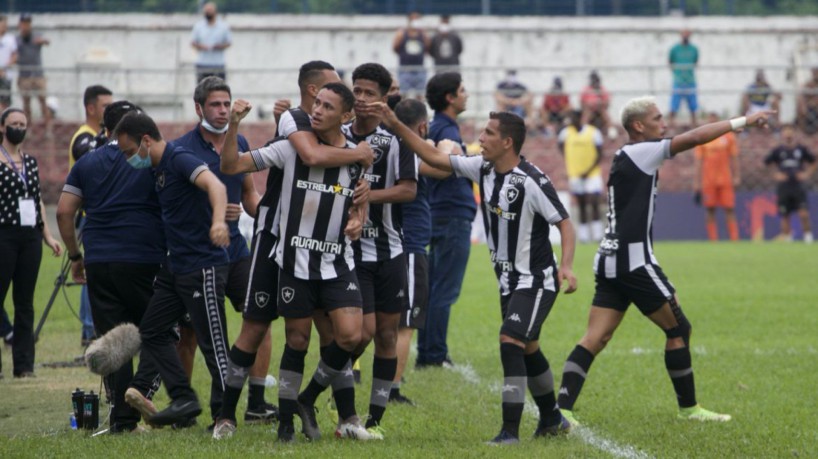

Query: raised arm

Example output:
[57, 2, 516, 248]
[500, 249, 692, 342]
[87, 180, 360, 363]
[670, 110, 774, 156]
[221, 99, 261, 174]
[194, 170, 230, 248]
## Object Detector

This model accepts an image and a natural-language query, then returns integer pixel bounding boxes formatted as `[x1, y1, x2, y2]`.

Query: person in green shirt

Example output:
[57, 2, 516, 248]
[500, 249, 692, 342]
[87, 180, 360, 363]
[668, 29, 699, 127]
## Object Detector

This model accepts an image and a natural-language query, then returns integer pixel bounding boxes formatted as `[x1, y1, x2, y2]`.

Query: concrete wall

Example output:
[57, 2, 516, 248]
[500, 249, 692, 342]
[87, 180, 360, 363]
[10, 14, 818, 122]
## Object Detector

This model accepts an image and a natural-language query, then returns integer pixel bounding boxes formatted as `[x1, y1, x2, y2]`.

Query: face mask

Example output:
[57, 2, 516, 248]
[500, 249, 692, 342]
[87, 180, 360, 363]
[205, 13, 215, 21]
[386, 94, 403, 110]
[126, 142, 151, 169]
[408, 20, 416, 29]
[438, 24, 450, 33]
[201, 117, 229, 134]
[4, 127, 26, 145]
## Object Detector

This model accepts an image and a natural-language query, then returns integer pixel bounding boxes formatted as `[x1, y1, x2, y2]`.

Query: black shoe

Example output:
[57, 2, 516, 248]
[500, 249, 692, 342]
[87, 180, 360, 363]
[149, 399, 202, 426]
[487, 430, 520, 445]
[277, 423, 295, 443]
[388, 392, 415, 406]
[171, 417, 197, 430]
[296, 400, 321, 440]
[533, 415, 571, 438]
[13, 371, 35, 378]
[414, 361, 442, 370]
[245, 402, 279, 425]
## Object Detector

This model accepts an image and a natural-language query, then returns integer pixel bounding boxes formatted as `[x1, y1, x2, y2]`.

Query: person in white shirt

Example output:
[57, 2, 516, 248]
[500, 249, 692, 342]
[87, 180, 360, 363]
[191, 2, 232, 83]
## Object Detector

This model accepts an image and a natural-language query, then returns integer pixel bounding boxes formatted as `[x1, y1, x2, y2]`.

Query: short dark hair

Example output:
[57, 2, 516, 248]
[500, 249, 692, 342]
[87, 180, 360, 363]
[426, 72, 462, 112]
[351, 63, 392, 97]
[113, 112, 162, 143]
[0, 107, 24, 126]
[489, 111, 526, 155]
[321, 82, 355, 113]
[298, 60, 335, 91]
[395, 99, 428, 128]
[83, 85, 112, 108]
[103, 100, 143, 132]
[194, 76, 231, 106]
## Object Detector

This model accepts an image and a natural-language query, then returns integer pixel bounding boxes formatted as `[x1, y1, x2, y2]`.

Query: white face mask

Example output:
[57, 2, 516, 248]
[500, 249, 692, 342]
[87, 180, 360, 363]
[201, 117, 229, 134]
[438, 24, 450, 33]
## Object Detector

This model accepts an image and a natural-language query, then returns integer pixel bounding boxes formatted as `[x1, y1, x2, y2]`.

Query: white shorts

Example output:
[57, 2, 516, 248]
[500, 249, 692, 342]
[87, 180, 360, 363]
[569, 175, 603, 195]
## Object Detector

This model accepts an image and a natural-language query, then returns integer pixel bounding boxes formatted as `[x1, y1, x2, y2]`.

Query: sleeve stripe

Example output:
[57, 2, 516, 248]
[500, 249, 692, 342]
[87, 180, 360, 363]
[250, 150, 265, 171]
[189, 164, 209, 183]
[62, 184, 83, 198]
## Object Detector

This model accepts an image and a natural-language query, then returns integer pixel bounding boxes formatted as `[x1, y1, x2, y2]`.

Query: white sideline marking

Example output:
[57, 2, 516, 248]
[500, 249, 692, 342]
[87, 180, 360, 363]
[450, 362, 653, 459]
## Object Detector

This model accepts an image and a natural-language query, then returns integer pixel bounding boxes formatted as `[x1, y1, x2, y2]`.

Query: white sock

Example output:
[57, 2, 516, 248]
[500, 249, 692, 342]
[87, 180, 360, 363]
[590, 220, 605, 241]
[578, 224, 590, 243]
[805, 232, 814, 244]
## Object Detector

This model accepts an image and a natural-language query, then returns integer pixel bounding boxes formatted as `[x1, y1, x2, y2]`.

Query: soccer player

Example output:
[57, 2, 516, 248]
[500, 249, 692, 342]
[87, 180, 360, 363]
[220, 83, 379, 442]
[556, 97, 773, 426]
[764, 124, 816, 243]
[372, 103, 578, 444]
[116, 112, 231, 427]
[57, 101, 163, 433]
[693, 112, 740, 241]
[558, 110, 604, 243]
[341, 63, 417, 434]
[172, 76, 279, 427]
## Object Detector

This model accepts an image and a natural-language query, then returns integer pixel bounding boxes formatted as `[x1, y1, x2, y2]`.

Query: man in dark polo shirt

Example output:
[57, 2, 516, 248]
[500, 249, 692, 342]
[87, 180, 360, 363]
[417, 72, 474, 368]
[173, 76, 277, 425]
[57, 100, 164, 433]
[115, 112, 231, 427]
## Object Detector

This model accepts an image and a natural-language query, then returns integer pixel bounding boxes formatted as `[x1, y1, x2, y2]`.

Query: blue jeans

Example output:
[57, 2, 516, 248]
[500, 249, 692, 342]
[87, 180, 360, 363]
[417, 217, 472, 364]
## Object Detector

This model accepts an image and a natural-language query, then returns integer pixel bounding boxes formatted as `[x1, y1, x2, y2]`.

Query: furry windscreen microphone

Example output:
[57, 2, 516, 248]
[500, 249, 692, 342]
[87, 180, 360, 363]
[84, 323, 142, 376]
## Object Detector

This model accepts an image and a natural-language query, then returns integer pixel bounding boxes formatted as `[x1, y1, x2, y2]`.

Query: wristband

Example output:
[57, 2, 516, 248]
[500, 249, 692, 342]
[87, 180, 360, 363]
[729, 117, 747, 130]
[68, 252, 83, 262]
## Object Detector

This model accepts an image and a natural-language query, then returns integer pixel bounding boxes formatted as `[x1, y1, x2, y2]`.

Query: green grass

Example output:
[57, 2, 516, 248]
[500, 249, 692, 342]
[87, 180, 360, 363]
[1, 242, 816, 458]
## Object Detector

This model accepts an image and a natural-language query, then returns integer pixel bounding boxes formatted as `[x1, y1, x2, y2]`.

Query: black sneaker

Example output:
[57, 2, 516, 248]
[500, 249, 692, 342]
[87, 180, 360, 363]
[171, 417, 197, 430]
[296, 400, 321, 440]
[149, 399, 202, 426]
[277, 423, 295, 443]
[245, 402, 279, 425]
[533, 415, 571, 438]
[388, 392, 415, 406]
[486, 430, 520, 445]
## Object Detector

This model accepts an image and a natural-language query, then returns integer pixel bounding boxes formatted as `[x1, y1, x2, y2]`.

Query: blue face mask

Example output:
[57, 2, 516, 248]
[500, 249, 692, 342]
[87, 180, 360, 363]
[126, 142, 151, 169]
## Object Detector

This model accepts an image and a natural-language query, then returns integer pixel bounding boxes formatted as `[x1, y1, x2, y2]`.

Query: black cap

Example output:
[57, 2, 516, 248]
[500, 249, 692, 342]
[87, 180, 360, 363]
[103, 100, 143, 132]
[19, 13, 32, 22]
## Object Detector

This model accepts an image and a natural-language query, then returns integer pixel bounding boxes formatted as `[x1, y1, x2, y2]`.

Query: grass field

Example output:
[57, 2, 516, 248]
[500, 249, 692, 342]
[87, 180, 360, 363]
[1, 242, 816, 458]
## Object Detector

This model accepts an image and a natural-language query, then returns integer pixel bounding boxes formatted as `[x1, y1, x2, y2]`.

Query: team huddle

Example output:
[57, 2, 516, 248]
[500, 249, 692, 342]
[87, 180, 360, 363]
[57, 59, 773, 444]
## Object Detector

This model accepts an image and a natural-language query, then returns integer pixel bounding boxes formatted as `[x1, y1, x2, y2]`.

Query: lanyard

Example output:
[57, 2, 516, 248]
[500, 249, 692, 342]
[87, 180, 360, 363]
[0, 145, 27, 193]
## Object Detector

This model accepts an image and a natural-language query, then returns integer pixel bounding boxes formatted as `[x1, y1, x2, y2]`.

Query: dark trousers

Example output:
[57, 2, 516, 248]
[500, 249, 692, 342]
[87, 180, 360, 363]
[0, 226, 42, 376]
[85, 262, 161, 431]
[137, 265, 229, 419]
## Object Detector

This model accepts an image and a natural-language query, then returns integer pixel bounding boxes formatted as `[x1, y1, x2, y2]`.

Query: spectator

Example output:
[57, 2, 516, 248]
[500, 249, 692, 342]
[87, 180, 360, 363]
[0, 108, 63, 378]
[796, 68, 818, 135]
[191, 2, 232, 82]
[580, 71, 616, 139]
[668, 28, 699, 127]
[16, 14, 50, 127]
[494, 70, 533, 123]
[392, 12, 429, 99]
[741, 69, 780, 128]
[558, 110, 604, 243]
[693, 113, 740, 241]
[0, 15, 17, 111]
[764, 124, 816, 243]
[539, 76, 572, 136]
[429, 15, 463, 73]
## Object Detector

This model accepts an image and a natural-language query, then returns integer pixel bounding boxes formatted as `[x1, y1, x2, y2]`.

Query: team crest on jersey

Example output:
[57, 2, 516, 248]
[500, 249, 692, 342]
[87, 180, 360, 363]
[281, 287, 295, 304]
[156, 171, 166, 189]
[538, 176, 549, 186]
[509, 174, 526, 186]
[505, 187, 520, 203]
[254, 291, 270, 308]
[348, 163, 362, 179]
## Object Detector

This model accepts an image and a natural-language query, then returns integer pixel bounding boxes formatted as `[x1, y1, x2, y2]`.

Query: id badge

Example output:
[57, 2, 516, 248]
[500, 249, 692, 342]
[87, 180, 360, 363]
[18, 197, 36, 227]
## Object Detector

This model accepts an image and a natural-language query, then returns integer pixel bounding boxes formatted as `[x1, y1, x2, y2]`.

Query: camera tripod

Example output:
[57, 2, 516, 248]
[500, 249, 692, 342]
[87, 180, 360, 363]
[34, 243, 83, 343]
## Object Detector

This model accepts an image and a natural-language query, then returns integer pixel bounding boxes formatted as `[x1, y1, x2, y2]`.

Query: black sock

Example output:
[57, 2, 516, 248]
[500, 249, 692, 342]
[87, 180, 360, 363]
[558, 345, 594, 411]
[333, 360, 357, 421]
[248, 377, 266, 409]
[665, 347, 696, 408]
[299, 341, 351, 406]
[220, 346, 256, 422]
[524, 350, 561, 426]
[278, 345, 307, 425]
[366, 356, 397, 428]
[500, 342, 526, 437]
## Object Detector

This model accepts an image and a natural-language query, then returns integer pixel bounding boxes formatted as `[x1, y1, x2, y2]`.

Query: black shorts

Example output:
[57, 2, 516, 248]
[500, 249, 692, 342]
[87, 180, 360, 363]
[357, 254, 408, 315]
[777, 182, 808, 215]
[499, 287, 558, 343]
[592, 263, 676, 315]
[277, 269, 362, 319]
[242, 231, 280, 323]
[400, 252, 428, 329]
[225, 256, 251, 312]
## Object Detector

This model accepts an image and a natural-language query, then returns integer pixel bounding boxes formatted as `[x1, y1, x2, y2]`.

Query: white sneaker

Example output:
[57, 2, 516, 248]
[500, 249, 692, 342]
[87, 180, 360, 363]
[804, 232, 813, 244]
[212, 418, 236, 440]
[335, 421, 383, 440]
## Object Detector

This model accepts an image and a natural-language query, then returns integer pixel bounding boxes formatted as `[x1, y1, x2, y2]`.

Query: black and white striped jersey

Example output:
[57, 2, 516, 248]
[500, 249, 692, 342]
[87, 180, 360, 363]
[594, 138, 671, 279]
[342, 122, 418, 262]
[250, 137, 361, 280]
[450, 155, 568, 295]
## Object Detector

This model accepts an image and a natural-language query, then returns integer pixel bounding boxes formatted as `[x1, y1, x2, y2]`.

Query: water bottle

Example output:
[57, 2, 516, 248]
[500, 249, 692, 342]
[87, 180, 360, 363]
[82, 391, 99, 430]
[71, 388, 85, 428]
[69, 413, 77, 430]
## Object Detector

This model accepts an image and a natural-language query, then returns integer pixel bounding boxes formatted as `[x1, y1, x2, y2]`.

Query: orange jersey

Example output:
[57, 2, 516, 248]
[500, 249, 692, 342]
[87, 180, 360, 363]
[695, 132, 737, 187]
